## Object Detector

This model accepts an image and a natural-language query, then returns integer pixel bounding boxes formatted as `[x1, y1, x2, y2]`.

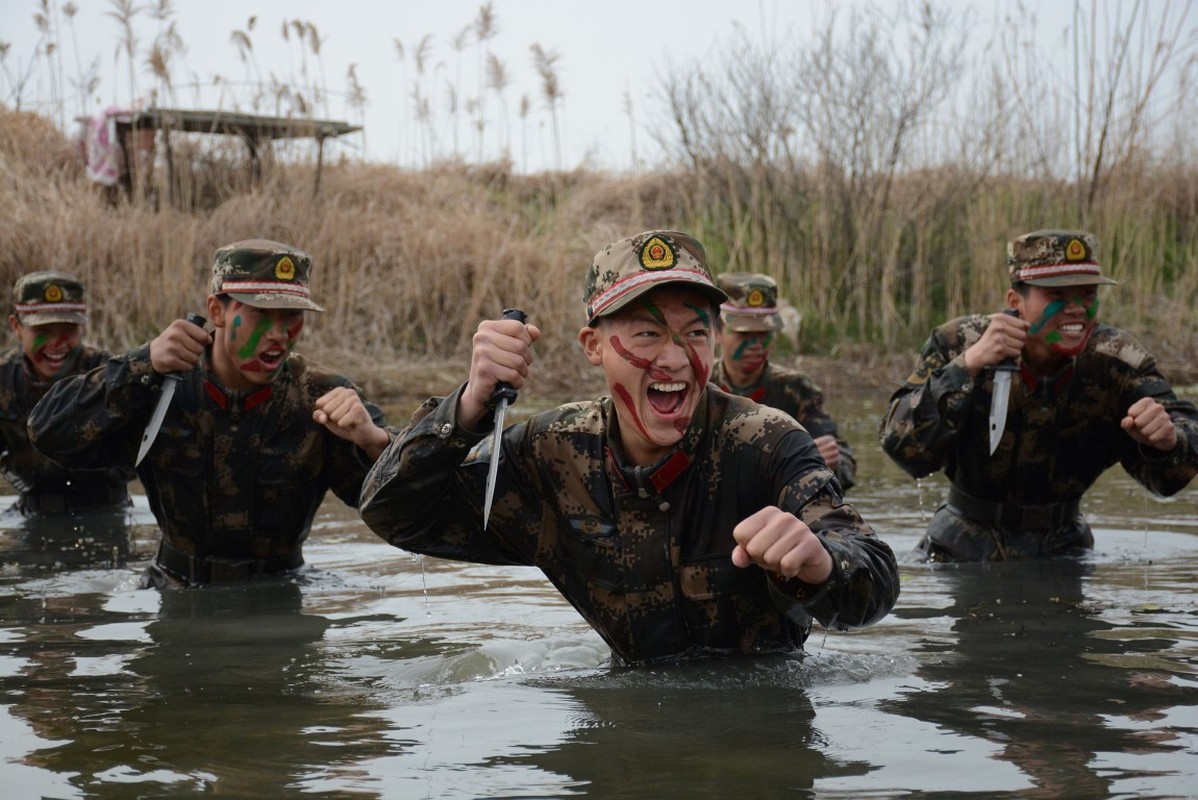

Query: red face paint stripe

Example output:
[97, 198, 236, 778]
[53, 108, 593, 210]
[613, 383, 652, 442]
[684, 341, 709, 386]
[610, 335, 652, 370]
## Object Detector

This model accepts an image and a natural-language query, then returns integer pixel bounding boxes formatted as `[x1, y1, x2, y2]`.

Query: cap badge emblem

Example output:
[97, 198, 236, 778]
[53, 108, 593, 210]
[275, 256, 296, 281]
[44, 284, 63, 303]
[639, 236, 676, 270]
[1065, 238, 1086, 262]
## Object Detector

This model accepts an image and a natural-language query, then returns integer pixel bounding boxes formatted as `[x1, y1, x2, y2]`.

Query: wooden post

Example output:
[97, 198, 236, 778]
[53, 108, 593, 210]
[314, 134, 326, 198]
[246, 129, 262, 187]
[115, 120, 134, 200]
[163, 119, 176, 208]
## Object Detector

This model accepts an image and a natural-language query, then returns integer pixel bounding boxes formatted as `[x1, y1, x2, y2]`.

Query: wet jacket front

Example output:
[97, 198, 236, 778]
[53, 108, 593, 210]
[713, 359, 857, 492]
[27, 344, 386, 570]
[360, 384, 898, 665]
[0, 343, 132, 512]
[879, 316, 1198, 559]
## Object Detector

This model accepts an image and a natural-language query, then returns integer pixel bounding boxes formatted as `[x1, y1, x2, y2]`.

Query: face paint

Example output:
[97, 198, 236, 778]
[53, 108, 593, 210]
[1028, 299, 1066, 335]
[609, 335, 675, 383]
[237, 317, 274, 360]
[685, 304, 710, 327]
[640, 298, 667, 324]
[613, 382, 652, 443]
[683, 339, 709, 387]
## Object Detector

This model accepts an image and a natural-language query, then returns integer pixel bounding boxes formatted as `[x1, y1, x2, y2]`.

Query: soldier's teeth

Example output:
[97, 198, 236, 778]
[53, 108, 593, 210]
[650, 382, 685, 392]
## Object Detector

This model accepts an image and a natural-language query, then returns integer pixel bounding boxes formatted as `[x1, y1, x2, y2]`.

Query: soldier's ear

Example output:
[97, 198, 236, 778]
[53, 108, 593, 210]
[205, 294, 226, 328]
[578, 325, 603, 366]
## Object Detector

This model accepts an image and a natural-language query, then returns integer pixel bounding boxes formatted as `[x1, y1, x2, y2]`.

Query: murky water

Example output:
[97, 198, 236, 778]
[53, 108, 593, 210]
[2, 395, 1196, 799]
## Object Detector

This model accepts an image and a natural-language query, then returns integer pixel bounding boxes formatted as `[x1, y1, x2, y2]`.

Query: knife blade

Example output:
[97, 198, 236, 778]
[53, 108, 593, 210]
[135, 312, 207, 467]
[482, 308, 528, 529]
[987, 309, 1020, 456]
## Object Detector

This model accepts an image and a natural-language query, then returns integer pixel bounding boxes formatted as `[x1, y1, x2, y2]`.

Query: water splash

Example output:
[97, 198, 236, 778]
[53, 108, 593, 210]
[411, 552, 432, 617]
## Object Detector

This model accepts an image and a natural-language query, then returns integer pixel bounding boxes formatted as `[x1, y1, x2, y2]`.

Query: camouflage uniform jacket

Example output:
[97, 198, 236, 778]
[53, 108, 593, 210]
[27, 344, 388, 570]
[879, 316, 1198, 559]
[360, 384, 898, 666]
[0, 344, 132, 512]
[713, 359, 857, 492]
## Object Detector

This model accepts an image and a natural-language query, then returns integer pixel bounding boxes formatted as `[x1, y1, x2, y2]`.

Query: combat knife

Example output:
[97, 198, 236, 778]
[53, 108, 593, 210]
[135, 312, 206, 467]
[987, 309, 1020, 456]
[482, 308, 527, 529]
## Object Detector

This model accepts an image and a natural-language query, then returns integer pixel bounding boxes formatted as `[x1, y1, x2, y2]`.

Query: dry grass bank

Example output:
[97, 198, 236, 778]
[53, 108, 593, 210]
[2, 107, 1196, 420]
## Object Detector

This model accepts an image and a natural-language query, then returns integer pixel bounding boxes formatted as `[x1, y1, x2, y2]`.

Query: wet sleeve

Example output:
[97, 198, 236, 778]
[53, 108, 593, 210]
[1117, 363, 1198, 496]
[27, 345, 161, 469]
[878, 328, 978, 479]
[788, 376, 858, 493]
[770, 431, 900, 630]
[358, 383, 532, 566]
[319, 379, 399, 509]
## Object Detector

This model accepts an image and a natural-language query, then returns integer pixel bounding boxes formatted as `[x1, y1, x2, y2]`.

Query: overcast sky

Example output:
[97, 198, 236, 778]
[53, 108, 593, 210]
[3, 1, 1194, 173]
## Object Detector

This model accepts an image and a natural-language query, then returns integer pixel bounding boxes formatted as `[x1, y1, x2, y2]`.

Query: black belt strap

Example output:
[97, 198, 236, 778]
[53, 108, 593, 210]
[947, 485, 1080, 532]
[154, 539, 305, 585]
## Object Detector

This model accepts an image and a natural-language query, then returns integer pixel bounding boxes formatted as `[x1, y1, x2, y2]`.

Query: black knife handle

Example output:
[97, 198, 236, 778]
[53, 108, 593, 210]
[161, 313, 209, 384]
[491, 308, 528, 406]
[995, 308, 1019, 372]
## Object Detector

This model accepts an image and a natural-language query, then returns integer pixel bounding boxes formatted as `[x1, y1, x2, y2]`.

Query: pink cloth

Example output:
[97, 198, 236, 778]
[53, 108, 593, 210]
[84, 107, 123, 185]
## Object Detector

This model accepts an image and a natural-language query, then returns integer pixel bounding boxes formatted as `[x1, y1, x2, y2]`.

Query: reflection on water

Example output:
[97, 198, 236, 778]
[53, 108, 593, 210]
[0, 395, 1196, 798]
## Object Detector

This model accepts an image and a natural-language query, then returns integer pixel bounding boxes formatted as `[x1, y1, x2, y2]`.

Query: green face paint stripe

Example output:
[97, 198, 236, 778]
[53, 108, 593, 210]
[639, 298, 666, 324]
[1028, 299, 1066, 335]
[32, 334, 48, 349]
[237, 317, 273, 359]
[731, 339, 751, 361]
[684, 303, 711, 326]
[1085, 297, 1099, 319]
[1046, 331, 1063, 343]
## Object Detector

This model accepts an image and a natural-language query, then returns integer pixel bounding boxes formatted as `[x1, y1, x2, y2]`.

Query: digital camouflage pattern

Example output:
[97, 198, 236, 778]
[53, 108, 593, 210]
[27, 344, 388, 583]
[1007, 229, 1118, 287]
[210, 238, 324, 312]
[713, 359, 857, 492]
[583, 230, 727, 325]
[12, 271, 88, 326]
[879, 315, 1198, 561]
[717, 272, 784, 333]
[0, 343, 132, 513]
[360, 384, 897, 666]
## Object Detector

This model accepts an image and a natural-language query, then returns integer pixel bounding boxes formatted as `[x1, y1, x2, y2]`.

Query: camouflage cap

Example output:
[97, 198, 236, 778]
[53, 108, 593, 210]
[12, 270, 87, 326]
[583, 230, 727, 324]
[1008, 229, 1118, 288]
[717, 272, 783, 333]
[210, 239, 324, 311]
